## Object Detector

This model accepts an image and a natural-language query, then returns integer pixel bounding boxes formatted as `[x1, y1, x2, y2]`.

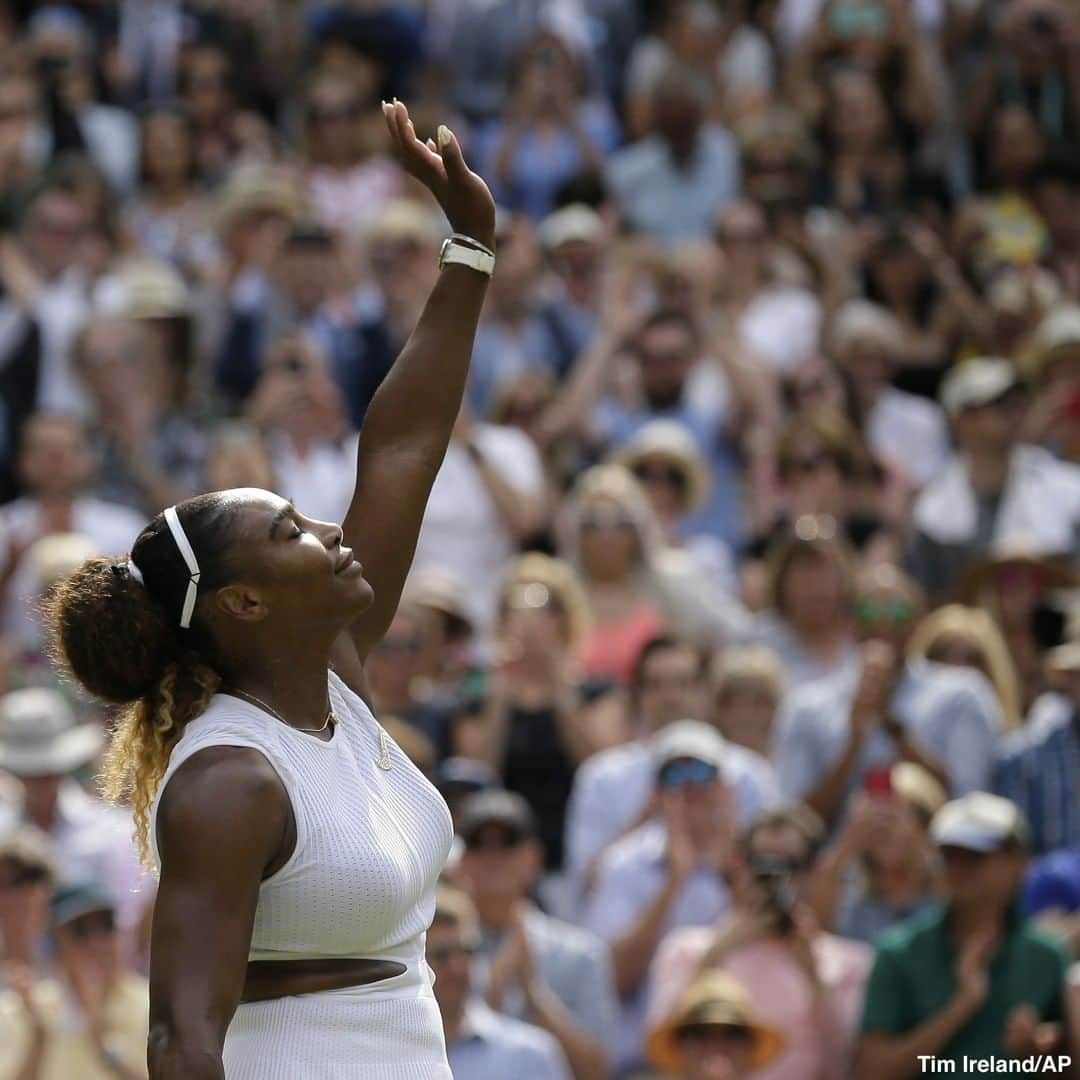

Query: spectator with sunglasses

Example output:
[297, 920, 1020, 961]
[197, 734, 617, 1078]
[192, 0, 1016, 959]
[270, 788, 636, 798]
[774, 560, 1001, 827]
[302, 71, 402, 236]
[565, 634, 780, 905]
[646, 969, 785, 1080]
[428, 884, 571, 1080]
[584, 721, 742, 1072]
[0, 882, 149, 1079]
[364, 602, 457, 763]
[615, 419, 741, 603]
[452, 791, 616, 1079]
[648, 805, 873, 1080]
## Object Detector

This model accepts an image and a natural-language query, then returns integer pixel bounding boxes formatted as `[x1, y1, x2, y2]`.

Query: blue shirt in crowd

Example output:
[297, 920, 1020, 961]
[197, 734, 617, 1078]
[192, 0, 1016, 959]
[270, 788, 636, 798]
[995, 693, 1080, 855]
[447, 1001, 571, 1080]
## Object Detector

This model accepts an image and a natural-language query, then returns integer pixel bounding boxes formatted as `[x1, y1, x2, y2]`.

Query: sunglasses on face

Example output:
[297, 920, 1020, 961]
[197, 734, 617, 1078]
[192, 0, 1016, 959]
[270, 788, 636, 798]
[854, 598, 914, 626]
[718, 228, 767, 245]
[376, 637, 421, 657]
[786, 451, 834, 477]
[632, 463, 688, 492]
[580, 512, 636, 532]
[63, 911, 116, 941]
[309, 103, 361, 126]
[0, 864, 49, 890]
[658, 759, 719, 791]
[677, 1022, 754, 1045]
[464, 830, 525, 854]
[427, 940, 478, 964]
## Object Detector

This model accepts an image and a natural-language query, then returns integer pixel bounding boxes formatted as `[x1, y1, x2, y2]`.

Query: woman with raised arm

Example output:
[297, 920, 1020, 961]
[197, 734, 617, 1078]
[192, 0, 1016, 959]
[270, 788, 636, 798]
[45, 101, 495, 1080]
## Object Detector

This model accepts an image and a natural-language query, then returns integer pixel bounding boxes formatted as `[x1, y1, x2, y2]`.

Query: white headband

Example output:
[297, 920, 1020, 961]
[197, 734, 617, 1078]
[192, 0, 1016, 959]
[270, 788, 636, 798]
[163, 505, 201, 629]
[126, 558, 143, 584]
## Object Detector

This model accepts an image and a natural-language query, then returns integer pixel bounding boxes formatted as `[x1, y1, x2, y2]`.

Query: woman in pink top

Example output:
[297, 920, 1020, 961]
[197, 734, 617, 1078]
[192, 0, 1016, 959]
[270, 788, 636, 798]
[560, 465, 668, 683]
[646, 807, 873, 1080]
[303, 72, 402, 234]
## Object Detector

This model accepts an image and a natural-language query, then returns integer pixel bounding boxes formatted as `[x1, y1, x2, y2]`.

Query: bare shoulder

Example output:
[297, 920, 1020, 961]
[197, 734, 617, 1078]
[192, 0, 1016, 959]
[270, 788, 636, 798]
[156, 746, 290, 869]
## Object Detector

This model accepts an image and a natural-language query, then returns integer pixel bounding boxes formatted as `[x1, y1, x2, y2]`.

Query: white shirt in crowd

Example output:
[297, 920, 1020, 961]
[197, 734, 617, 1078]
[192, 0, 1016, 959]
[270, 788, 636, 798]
[0, 496, 146, 647]
[914, 444, 1080, 552]
[409, 423, 544, 633]
[270, 432, 359, 528]
[868, 387, 949, 488]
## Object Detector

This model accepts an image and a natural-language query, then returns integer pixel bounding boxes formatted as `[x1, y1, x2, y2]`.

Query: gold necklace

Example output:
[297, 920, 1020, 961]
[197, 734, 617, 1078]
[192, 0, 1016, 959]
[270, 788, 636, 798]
[230, 687, 334, 734]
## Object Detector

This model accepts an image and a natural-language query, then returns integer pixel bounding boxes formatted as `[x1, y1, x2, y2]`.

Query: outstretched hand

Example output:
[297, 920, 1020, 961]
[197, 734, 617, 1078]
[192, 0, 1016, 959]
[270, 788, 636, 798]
[382, 100, 495, 250]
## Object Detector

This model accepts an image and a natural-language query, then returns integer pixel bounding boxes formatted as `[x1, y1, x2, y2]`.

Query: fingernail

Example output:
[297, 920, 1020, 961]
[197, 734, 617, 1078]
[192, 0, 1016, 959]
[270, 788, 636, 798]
[437, 125, 452, 148]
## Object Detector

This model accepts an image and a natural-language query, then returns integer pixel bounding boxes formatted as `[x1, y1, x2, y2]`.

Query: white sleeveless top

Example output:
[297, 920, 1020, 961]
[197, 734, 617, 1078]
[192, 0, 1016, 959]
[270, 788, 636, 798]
[150, 671, 454, 970]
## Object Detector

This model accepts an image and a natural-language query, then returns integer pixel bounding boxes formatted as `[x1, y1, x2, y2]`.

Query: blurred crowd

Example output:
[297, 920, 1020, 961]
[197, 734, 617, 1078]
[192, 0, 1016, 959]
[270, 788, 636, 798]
[1, 0, 1080, 1078]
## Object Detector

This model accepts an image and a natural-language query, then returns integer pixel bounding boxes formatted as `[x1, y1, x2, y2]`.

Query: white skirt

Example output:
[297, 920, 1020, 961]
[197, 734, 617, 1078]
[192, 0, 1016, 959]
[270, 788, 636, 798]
[222, 984, 453, 1079]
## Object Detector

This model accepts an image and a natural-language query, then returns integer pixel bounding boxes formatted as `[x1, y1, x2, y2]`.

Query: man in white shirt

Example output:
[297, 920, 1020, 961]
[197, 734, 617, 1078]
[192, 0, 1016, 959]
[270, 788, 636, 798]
[909, 357, 1080, 596]
[409, 409, 545, 635]
[565, 635, 779, 902]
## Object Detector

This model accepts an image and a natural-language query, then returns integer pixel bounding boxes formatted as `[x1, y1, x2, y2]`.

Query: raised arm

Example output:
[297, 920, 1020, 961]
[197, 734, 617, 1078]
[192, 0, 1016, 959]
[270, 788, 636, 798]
[343, 101, 496, 661]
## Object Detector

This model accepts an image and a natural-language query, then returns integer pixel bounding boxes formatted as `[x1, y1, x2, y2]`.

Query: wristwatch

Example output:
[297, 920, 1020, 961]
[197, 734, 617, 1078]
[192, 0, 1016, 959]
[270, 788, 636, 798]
[438, 236, 496, 276]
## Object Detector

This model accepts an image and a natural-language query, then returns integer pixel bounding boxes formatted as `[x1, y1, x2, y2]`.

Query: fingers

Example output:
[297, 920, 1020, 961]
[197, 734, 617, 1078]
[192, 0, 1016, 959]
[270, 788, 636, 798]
[382, 100, 446, 182]
[436, 124, 470, 182]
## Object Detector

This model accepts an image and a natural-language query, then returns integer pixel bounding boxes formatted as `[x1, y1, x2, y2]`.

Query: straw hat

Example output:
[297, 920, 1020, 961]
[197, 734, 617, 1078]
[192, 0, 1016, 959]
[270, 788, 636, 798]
[646, 972, 785, 1073]
[613, 420, 711, 514]
[365, 198, 442, 246]
[402, 567, 473, 637]
[214, 166, 304, 235]
[957, 539, 1078, 603]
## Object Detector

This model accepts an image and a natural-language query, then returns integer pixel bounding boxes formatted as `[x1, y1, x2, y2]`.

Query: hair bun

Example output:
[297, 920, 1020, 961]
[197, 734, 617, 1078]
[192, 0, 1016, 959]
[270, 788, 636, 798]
[45, 557, 179, 705]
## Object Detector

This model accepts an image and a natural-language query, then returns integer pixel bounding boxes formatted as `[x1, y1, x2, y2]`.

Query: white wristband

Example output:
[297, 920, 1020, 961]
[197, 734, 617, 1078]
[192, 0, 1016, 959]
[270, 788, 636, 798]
[438, 238, 495, 276]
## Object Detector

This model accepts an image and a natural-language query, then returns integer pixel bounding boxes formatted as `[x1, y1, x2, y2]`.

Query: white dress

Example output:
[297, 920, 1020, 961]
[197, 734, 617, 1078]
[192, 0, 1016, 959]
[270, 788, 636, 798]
[150, 671, 455, 1078]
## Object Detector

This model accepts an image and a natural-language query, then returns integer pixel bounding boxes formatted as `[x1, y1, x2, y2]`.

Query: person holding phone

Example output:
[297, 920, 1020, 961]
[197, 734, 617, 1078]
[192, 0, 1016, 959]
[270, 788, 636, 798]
[809, 765, 946, 944]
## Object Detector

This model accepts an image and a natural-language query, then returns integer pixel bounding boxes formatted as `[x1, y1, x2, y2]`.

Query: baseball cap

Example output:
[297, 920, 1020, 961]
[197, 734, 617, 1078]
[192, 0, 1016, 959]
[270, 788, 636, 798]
[652, 720, 725, 773]
[939, 358, 1020, 417]
[930, 793, 1029, 853]
[437, 757, 499, 798]
[1023, 850, 1080, 916]
[50, 881, 114, 928]
[457, 790, 538, 846]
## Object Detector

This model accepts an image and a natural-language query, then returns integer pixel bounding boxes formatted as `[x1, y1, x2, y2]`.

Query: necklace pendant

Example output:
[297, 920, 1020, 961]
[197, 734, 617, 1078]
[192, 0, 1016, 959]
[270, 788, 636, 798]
[376, 727, 393, 771]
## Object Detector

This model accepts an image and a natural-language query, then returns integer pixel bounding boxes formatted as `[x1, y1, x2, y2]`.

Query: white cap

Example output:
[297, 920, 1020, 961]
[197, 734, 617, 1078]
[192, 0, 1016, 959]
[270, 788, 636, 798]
[652, 720, 725, 773]
[939, 358, 1020, 417]
[539, 204, 604, 251]
[930, 792, 1028, 853]
[1033, 305, 1080, 363]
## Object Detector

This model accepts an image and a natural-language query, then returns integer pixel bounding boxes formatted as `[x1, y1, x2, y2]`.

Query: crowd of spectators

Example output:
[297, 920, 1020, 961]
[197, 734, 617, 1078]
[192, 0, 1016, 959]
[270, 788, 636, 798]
[1, 0, 1080, 1078]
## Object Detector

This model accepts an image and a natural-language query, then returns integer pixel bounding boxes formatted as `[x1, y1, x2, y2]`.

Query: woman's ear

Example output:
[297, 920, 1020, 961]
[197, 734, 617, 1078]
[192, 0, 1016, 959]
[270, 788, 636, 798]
[214, 584, 270, 622]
